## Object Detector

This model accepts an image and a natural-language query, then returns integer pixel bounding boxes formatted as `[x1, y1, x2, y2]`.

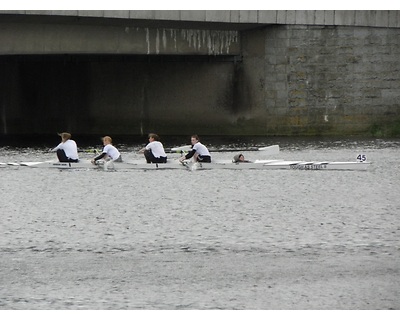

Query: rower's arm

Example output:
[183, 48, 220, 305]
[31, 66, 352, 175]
[94, 152, 107, 161]
[184, 149, 196, 159]
[51, 143, 62, 152]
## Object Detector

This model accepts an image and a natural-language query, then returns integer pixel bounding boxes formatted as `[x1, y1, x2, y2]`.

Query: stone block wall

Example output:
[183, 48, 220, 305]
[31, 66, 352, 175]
[241, 25, 400, 135]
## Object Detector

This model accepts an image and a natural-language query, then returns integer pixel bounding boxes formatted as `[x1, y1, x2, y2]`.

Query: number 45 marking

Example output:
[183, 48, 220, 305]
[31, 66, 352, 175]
[357, 154, 367, 162]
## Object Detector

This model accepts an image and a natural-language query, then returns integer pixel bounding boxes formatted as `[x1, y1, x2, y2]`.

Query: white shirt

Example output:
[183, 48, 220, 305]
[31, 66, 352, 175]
[103, 144, 120, 160]
[193, 142, 210, 156]
[145, 141, 166, 158]
[52, 140, 79, 160]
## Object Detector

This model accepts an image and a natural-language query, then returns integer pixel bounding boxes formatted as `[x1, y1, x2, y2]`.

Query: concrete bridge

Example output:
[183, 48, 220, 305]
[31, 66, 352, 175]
[1, 10, 400, 136]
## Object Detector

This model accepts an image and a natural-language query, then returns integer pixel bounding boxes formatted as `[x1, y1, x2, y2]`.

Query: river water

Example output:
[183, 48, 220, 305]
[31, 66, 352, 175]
[0, 137, 399, 309]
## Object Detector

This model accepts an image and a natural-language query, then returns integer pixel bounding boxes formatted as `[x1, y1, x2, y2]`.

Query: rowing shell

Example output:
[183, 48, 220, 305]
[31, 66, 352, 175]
[184, 160, 370, 171]
[8, 159, 370, 171]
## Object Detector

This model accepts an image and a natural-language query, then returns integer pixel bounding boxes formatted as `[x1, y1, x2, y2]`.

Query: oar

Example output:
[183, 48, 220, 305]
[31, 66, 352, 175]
[7, 162, 21, 166]
[78, 148, 101, 154]
[257, 144, 280, 155]
[170, 145, 192, 153]
[170, 144, 280, 154]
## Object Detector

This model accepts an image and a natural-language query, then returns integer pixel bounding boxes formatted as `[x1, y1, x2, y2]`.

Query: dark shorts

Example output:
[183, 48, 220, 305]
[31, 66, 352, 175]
[197, 155, 211, 163]
[144, 149, 167, 163]
[57, 149, 78, 163]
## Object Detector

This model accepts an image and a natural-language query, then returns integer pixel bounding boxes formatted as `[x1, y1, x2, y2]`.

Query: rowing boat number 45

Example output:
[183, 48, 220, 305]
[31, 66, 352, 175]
[357, 154, 367, 162]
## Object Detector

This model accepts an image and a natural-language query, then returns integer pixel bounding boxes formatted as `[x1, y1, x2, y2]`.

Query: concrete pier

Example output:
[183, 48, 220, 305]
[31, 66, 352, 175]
[0, 11, 399, 136]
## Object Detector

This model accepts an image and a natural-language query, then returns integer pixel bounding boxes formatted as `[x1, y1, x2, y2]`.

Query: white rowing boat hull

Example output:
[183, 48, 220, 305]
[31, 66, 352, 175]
[254, 160, 370, 171]
[184, 160, 370, 171]
[19, 160, 99, 169]
[10, 159, 370, 171]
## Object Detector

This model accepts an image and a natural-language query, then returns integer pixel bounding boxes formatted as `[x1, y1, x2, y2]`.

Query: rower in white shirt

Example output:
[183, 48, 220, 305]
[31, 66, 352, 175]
[91, 136, 122, 164]
[139, 133, 167, 163]
[51, 132, 79, 162]
[179, 134, 211, 163]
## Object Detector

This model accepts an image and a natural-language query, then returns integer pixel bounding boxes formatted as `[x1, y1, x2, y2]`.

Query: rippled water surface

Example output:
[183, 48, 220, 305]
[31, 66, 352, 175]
[1, 137, 399, 309]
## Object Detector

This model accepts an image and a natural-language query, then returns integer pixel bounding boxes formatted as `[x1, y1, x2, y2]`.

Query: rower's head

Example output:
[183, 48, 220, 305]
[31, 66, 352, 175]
[148, 133, 160, 142]
[233, 153, 245, 163]
[58, 132, 71, 142]
[191, 134, 200, 145]
[102, 136, 112, 145]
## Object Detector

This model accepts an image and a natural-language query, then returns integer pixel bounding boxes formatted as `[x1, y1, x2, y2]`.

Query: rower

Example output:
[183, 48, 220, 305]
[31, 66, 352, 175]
[138, 133, 167, 163]
[91, 136, 122, 166]
[51, 132, 79, 163]
[179, 134, 211, 163]
[232, 153, 251, 163]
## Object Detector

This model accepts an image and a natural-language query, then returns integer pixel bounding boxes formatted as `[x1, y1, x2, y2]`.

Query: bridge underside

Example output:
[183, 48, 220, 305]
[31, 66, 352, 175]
[1, 13, 400, 137]
[0, 14, 249, 136]
[0, 14, 243, 55]
[1, 54, 246, 136]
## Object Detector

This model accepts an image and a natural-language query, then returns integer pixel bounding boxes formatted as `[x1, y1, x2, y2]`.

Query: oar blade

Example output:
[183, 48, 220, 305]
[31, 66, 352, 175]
[257, 145, 280, 155]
